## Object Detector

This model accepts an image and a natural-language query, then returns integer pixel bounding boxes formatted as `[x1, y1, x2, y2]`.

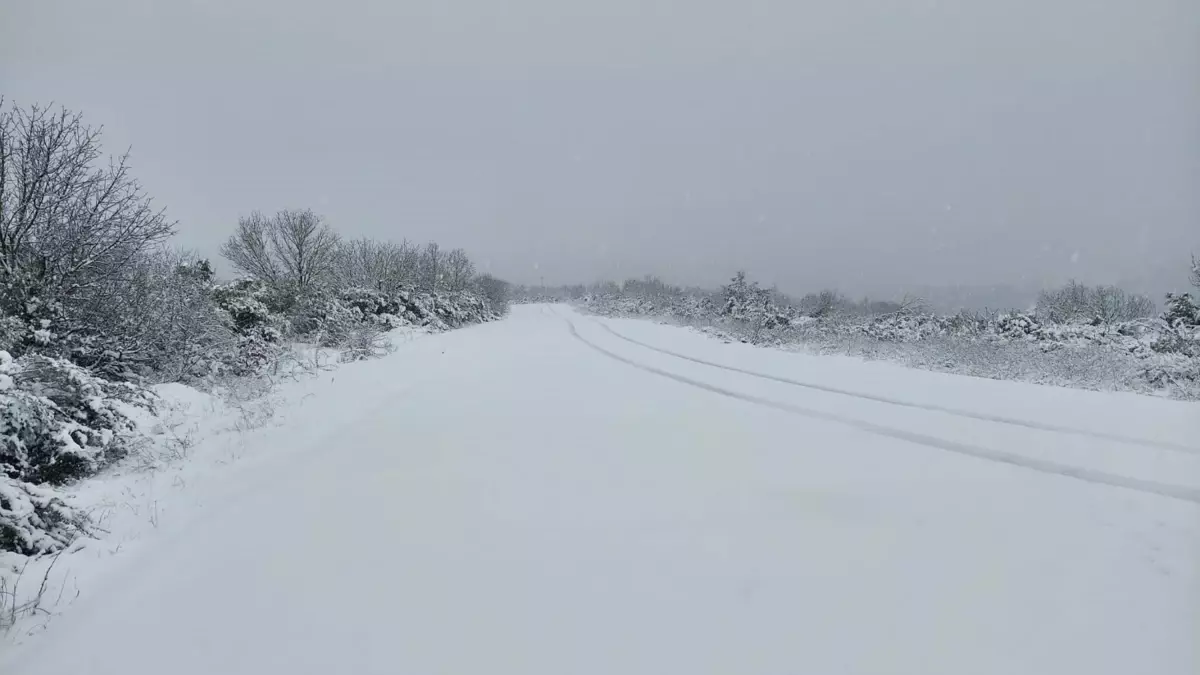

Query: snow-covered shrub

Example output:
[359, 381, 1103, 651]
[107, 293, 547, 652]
[576, 277, 1200, 400]
[260, 284, 495, 363]
[0, 353, 153, 486]
[1162, 293, 1199, 330]
[337, 287, 410, 329]
[475, 274, 511, 316]
[340, 287, 402, 319]
[1151, 294, 1200, 360]
[289, 291, 392, 353]
[211, 279, 284, 376]
[0, 478, 90, 556]
[212, 279, 276, 334]
[1141, 354, 1199, 394]
[0, 315, 28, 355]
[303, 297, 366, 348]
[0, 292, 70, 362]
[994, 313, 1042, 340]
[432, 291, 492, 326]
[394, 289, 494, 329]
[0, 250, 233, 384]
[63, 251, 235, 383]
[721, 272, 772, 323]
[339, 325, 394, 362]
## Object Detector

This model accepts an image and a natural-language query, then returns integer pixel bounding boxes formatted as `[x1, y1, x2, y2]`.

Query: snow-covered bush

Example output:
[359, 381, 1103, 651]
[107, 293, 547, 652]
[0, 353, 153, 486]
[1162, 293, 1199, 330]
[279, 286, 496, 360]
[63, 251, 237, 383]
[340, 287, 402, 319]
[212, 279, 277, 334]
[394, 289, 495, 329]
[575, 275, 1200, 400]
[211, 279, 284, 376]
[0, 478, 90, 556]
[300, 297, 370, 349]
[338, 324, 394, 363]
[1151, 294, 1200, 361]
[475, 274, 512, 316]
[720, 272, 773, 327]
[1141, 354, 1199, 395]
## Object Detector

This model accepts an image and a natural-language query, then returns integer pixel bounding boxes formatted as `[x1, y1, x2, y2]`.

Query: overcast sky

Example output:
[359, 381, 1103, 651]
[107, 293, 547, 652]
[3, 0, 1197, 298]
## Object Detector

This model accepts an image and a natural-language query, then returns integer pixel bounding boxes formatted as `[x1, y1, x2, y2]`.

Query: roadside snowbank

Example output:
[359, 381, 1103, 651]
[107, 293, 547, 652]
[0, 327, 439, 636]
[580, 294, 1200, 400]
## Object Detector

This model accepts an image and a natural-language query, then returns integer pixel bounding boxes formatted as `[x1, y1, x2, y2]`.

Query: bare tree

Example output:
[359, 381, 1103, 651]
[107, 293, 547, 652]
[1036, 280, 1092, 323]
[1125, 292, 1156, 320]
[418, 242, 444, 292]
[220, 208, 339, 300]
[333, 238, 420, 294]
[1191, 254, 1199, 288]
[270, 209, 339, 294]
[1093, 285, 1155, 321]
[1038, 280, 1154, 323]
[801, 289, 843, 317]
[397, 240, 421, 286]
[219, 211, 279, 283]
[444, 248, 476, 292]
[897, 293, 928, 315]
[0, 100, 174, 311]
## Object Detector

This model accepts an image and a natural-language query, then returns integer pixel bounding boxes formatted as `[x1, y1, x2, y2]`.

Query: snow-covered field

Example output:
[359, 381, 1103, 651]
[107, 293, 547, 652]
[3, 305, 1198, 674]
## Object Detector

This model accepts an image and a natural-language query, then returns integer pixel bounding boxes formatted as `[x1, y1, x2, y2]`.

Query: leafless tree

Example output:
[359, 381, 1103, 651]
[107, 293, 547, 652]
[1126, 293, 1157, 319]
[897, 293, 928, 315]
[0, 100, 174, 311]
[1037, 280, 1154, 323]
[397, 241, 421, 287]
[1089, 285, 1125, 323]
[444, 248, 476, 292]
[334, 237, 377, 290]
[219, 211, 279, 284]
[270, 209, 339, 294]
[221, 208, 339, 300]
[1092, 285, 1155, 322]
[418, 242, 444, 292]
[1191, 255, 1199, 288]
[801, 289, 843, 317]
[1036, 280, 1092, 323]
[334, 238, 420, 294]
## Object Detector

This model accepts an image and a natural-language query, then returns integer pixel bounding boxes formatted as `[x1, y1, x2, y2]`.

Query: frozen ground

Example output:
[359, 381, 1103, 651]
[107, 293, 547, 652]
[3, 304, 1198, 674]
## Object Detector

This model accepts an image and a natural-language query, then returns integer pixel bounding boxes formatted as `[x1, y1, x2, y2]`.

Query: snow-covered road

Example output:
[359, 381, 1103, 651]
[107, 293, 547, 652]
[5, 305, 1199, 674]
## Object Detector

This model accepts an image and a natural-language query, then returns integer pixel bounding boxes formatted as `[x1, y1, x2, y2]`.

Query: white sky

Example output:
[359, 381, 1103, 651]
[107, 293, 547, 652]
[2, 0, 1197, 298]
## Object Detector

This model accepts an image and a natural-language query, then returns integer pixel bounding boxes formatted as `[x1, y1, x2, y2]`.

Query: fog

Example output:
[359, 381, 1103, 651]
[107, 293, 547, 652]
[3, 0, 1197, 301]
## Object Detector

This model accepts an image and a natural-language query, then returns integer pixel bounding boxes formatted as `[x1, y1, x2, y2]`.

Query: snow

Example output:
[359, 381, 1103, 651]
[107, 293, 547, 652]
[3, 304, 1199, 674]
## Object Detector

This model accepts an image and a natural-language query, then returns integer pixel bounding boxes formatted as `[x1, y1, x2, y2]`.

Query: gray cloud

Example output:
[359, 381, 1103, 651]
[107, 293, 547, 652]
[3, 0, 1197, 300]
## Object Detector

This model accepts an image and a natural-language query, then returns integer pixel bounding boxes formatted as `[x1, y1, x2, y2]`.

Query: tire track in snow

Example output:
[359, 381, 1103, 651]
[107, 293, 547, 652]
[562, 315, 1200, 505]
[592, 318, 1197, 455]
